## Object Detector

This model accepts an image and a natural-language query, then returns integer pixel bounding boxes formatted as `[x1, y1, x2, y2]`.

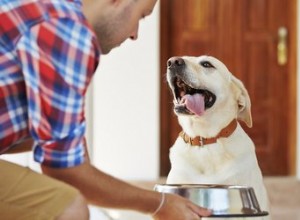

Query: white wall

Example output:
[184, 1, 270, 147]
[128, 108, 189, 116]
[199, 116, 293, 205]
[91, 4, 160, 180]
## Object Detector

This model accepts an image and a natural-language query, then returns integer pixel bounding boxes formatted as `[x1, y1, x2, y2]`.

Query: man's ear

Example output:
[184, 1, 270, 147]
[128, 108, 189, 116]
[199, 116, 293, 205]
[231, 76, 252, 128]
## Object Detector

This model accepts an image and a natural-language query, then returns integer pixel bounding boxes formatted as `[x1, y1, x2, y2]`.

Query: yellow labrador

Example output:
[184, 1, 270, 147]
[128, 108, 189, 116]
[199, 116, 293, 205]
[166, 55, 270, 220]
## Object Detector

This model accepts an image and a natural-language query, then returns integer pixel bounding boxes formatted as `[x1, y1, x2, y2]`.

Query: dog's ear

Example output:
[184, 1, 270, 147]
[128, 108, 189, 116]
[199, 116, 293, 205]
[231, 76, 252, 128]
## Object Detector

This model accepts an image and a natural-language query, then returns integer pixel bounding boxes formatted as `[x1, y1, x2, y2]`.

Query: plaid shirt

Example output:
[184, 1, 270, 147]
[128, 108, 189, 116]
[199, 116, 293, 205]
[0, 0, 100, 167]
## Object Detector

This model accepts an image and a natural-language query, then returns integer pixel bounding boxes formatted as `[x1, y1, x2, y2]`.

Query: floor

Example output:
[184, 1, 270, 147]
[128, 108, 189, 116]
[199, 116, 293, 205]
[96, 177, 300, 220]
[264, 177, 300, 220]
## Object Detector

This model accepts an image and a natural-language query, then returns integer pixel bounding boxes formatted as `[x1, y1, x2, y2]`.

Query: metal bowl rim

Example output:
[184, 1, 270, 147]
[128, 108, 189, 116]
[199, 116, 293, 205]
[154, 184, 254, 190]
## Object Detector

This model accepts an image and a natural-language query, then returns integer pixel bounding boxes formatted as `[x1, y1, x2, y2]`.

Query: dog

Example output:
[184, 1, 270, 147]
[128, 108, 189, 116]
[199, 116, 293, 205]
[166, 55, 270, 220]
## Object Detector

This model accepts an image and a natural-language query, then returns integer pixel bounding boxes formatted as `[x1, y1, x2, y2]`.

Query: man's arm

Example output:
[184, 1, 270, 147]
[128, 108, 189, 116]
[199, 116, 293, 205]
[41, 156, 211, 219]
[41, 159, 161, 213]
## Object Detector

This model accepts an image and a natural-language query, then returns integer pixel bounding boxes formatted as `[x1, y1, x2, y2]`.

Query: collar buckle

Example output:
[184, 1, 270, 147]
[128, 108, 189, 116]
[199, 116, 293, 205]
[199, 137, 205, 146]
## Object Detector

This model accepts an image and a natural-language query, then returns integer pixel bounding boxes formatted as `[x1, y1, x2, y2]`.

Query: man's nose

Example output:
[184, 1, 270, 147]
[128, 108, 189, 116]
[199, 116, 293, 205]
[130, 26, 139, 40]
[130, 32, 138, 40]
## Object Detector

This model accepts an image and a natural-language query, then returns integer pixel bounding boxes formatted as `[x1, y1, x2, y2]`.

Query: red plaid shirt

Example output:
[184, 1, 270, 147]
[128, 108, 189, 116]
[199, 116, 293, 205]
[0, 0, 100, 167]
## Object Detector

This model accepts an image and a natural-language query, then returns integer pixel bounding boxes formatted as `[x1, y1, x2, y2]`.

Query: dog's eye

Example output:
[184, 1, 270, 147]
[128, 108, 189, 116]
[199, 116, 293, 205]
[200, 61, 214, 68]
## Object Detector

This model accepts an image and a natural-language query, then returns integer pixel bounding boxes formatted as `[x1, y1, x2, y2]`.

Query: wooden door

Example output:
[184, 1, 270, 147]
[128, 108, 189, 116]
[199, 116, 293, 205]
[160, 0, 297, 176]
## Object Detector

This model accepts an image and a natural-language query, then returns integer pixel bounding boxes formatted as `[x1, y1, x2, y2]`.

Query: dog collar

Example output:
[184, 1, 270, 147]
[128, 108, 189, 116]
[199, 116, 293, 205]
[179, 119, 238, 146]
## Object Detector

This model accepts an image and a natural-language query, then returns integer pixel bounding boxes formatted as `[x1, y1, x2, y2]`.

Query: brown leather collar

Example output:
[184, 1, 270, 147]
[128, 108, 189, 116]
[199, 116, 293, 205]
[179, 119, 238, 147]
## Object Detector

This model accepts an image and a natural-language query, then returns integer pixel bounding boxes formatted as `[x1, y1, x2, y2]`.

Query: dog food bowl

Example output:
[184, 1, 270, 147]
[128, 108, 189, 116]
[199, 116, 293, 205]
[154, 184, 269, 218]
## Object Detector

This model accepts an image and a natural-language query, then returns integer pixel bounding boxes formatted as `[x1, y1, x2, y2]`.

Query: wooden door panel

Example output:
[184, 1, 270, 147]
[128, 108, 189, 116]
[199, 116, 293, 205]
[170, 0, 219, 56]
[183, 0, 217, 32]
[160, 0, 296, 176]
[180, 36, 217, 56]
[245, 0, 268, 29]
[240, 0, 290, 175]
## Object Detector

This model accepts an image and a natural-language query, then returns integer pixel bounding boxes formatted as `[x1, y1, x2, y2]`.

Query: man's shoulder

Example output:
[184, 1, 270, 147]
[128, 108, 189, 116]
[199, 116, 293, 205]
[40, 0, 85, 22]
[0, 0, 86, 47]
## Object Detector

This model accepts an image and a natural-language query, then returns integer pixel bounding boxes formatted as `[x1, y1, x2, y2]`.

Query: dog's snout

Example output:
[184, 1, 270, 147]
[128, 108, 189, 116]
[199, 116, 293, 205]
[167, 57, 185, 69]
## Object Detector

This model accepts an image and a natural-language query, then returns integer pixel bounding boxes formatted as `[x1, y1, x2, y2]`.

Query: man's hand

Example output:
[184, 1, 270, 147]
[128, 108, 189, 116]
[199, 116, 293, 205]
[153, 193, 212, 220]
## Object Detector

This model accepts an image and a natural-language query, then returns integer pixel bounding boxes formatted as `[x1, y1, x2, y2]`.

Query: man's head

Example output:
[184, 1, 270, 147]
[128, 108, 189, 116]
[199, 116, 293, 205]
[82, 0, 157, 54]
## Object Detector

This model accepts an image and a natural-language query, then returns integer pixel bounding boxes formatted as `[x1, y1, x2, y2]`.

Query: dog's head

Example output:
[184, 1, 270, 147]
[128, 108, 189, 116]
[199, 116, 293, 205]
[167, 55, 252, 133]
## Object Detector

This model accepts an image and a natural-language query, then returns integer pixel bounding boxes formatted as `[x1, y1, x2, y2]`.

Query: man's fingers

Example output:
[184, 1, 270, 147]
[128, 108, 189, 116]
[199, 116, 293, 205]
[189, 203, 212, 217]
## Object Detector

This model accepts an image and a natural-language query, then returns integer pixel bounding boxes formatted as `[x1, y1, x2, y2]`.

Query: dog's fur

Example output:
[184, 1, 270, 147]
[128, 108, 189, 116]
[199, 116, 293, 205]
[166, 55, 270, 219]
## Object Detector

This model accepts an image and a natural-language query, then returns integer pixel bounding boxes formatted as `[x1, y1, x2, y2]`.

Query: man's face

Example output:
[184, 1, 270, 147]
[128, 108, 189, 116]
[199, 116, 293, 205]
[92, 0, 157, 54]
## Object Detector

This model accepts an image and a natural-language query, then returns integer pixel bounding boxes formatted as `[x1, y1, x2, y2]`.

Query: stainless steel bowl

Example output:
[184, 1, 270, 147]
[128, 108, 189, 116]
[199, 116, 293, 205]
[154, 184, 269, 217]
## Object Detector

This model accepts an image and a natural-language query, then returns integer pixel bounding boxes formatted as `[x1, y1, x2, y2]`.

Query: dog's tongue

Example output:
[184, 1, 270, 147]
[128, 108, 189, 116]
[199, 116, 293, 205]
[182, 94, 205, 116]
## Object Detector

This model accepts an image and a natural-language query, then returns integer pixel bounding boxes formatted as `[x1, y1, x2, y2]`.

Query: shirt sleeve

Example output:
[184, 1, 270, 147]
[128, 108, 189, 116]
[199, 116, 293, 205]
[16, 17, 99, 168]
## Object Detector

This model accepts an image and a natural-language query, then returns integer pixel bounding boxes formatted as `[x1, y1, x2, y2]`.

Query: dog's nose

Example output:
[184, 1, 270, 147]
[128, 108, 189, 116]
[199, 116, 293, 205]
[167, 57, 185, 69]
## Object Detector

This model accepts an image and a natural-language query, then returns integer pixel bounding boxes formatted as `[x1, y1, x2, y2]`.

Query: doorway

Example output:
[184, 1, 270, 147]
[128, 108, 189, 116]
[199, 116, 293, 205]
[159, 0, 297, 176]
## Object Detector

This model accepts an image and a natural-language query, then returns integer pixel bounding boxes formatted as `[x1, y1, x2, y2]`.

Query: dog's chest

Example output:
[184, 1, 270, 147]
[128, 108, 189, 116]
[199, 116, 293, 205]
[168, 136, 255, 184]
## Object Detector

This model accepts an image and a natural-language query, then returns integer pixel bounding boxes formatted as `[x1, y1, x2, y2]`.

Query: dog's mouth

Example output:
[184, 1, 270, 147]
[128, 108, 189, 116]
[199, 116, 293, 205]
[172, 77, 216, 116]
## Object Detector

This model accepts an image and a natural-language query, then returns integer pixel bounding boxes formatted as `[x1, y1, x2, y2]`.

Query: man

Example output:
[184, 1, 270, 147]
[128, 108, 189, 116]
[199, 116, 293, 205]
[0, 0, 211, 219]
